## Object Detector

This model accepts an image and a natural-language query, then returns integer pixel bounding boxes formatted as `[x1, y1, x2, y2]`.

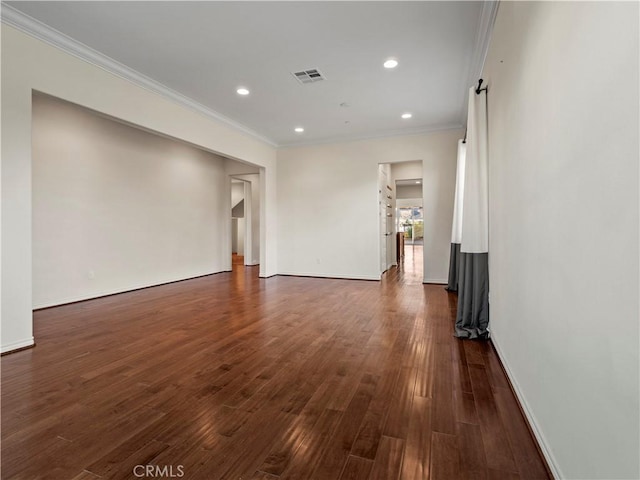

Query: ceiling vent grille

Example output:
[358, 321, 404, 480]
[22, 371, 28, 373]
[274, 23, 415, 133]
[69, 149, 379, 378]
[292, 68, 326, 84]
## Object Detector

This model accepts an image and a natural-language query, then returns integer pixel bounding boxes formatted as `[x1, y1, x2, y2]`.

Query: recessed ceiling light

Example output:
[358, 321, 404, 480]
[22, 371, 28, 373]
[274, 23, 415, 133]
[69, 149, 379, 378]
[236, 87, 250, 95]
[294, 127, 304, 133]
[401, 113, 413, 119]
[384, 59, 398, 69]
[415, 180, 421, 184]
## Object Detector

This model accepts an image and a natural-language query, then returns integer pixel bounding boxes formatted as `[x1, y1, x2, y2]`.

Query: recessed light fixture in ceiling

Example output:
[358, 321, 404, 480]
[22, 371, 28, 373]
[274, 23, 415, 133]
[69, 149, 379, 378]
[294, 127, 304, 133]
[401, 113, 413, 119]
[416, 180, 421, 184]
[383, 58, 398, 69]
[236, 87, 250, 95]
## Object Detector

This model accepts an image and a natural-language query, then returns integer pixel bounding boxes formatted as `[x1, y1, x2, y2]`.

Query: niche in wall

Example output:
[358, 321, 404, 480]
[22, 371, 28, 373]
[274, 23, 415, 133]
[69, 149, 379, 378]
[32, 93, 233, 308]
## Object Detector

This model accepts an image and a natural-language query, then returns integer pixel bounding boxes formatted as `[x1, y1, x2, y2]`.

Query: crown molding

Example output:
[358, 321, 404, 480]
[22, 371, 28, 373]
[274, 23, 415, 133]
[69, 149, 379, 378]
[460, 0, 500, 122]
[279, 123, 464, 149]
[0, 3, 278, 147]
[2, 2, 485, 150]
[469, 0, 500, 83]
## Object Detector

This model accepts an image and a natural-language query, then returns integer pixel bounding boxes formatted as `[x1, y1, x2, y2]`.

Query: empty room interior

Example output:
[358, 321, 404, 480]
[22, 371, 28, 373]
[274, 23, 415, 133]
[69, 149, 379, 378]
[1, 2, 638, 480]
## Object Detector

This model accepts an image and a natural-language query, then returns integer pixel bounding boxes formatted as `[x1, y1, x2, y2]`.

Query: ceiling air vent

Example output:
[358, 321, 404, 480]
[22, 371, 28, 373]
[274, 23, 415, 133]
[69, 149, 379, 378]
[292, 68, 326, 84]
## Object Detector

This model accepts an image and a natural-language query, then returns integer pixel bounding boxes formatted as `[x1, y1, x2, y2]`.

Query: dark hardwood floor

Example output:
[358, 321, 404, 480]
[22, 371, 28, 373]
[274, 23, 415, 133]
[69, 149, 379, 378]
[1, 255, 550, 479]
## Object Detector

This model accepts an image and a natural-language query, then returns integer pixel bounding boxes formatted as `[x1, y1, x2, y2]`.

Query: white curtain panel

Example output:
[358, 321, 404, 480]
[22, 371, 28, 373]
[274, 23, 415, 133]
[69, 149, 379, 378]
[451, 139, 466, 244]
[461, 86, 489, 254]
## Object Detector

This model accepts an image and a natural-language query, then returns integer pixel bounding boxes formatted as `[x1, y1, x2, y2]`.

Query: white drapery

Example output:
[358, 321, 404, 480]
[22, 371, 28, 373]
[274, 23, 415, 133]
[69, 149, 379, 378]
[451, 139, 466, 244]
[461, 86, 489, 254]
[449, 85, 490, 339]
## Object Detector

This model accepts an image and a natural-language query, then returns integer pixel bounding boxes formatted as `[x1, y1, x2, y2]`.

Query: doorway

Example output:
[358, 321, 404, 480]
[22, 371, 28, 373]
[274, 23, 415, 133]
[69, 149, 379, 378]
[395, 178, 424, 279]
[228, 165, 262, 273]
[379, 162, 425, 280]
[378, 164, 395, 275]
[391, 162, 424, 281]
[397, 205, 424, 246]
[231, 179, 248, 266]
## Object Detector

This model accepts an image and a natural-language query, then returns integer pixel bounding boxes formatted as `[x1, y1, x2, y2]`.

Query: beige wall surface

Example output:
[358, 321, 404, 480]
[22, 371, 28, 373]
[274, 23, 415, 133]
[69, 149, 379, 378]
[483, 2, 639, 478]
[1, 25, 277, 352]
[32, 94, 234, 308]
[277, 130, 460, 282]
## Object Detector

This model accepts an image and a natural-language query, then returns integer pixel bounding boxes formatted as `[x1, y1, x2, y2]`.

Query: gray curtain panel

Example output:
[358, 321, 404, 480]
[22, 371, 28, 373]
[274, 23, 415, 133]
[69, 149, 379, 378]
[455, 252, 489, 339]
[446, 243, 461, 292]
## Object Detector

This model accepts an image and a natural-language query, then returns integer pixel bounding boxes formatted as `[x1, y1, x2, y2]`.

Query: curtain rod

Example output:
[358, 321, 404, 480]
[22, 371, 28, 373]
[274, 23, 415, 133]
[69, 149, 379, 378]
[463, 79, 488, 143]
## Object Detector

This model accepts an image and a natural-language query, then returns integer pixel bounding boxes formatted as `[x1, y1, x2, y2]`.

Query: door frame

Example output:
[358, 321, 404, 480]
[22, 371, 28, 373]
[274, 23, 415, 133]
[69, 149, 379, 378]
[229, 176, 253, 266]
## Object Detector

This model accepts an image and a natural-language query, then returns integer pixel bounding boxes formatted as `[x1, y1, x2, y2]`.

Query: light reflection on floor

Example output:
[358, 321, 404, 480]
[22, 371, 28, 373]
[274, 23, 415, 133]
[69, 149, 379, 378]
[397, 244, 424, 285]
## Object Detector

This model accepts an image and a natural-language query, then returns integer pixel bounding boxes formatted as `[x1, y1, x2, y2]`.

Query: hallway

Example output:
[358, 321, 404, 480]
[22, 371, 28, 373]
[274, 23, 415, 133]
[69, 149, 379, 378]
[390, 244, 424, 286]
[1, 264, 549, 479]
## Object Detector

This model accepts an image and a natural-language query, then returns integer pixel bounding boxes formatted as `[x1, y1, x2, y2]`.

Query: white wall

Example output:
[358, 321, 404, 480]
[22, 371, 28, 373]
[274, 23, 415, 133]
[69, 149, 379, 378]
[32, 94, 232, 308]
[1, 25, 277, 352]
[396, 185, 423, 199]
[391, 160, 423, 202]
[231, 182, 245, 211]
[228, 161, 261, 267]
[236, 218, 245, 256]
[277, 130, 460, 282]
[379, 163, 396, 271]
[396, 198, 423, 209]
[231, 218, 238, 253]
[231, 181, 246, 255]
[484, 2, 639, 479]
[390, 159, 422, 182]
[231, 182, 244, 255]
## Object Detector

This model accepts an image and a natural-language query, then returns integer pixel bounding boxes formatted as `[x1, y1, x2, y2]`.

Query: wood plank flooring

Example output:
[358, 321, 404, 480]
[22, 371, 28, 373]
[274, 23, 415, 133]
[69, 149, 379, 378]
[1, 254, 550, 479]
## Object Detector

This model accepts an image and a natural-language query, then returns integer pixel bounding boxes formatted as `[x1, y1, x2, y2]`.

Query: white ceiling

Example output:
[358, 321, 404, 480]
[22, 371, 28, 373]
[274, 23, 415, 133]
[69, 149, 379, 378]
[5, 1, 490, 147]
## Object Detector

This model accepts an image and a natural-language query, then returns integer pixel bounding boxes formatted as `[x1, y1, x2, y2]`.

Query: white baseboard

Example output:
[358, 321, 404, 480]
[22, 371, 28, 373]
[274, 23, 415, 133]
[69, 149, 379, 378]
[1, 337, 35, 354]
[277, 271, 380, 281]
[423, 278, 447, 284]
[490, 332, 562, 479]
[32, 270, 223, 309]
[259, 270, 277, 278]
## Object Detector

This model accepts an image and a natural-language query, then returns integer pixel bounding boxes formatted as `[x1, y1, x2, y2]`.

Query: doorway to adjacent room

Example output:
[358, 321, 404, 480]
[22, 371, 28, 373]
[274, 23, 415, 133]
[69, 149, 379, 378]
[395, 175, 424, 280]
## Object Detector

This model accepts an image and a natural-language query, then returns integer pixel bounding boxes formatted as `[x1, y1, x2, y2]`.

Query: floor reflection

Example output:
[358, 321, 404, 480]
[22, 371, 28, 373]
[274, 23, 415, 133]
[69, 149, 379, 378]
[395, 244, 424, 285]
